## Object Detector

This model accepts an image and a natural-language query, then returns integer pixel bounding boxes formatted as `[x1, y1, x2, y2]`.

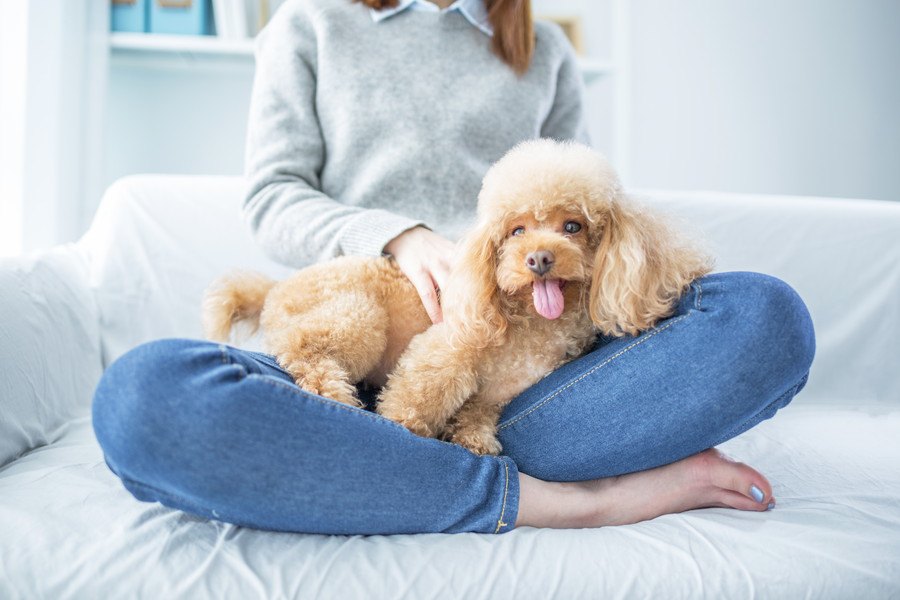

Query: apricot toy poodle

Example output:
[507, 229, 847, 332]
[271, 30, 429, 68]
[203, 139, 711, 455]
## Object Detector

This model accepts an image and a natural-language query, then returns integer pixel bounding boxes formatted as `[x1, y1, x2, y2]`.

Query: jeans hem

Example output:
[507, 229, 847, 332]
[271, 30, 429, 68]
[493, 456, 519, 534]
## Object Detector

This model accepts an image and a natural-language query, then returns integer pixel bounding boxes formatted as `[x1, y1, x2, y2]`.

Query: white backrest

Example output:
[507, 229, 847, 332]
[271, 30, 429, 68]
[635, 189, 900, 408]
[78, 175, 292, 366]
[80, 176, 900, 407]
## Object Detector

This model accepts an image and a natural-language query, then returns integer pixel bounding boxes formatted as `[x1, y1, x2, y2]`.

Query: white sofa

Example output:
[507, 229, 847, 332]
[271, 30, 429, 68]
[2, 175, 899, 598]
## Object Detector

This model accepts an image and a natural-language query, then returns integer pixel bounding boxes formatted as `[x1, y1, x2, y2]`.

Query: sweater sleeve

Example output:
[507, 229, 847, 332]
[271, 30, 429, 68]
[540, 33, 590, 145]
[242, 5, 424, 267]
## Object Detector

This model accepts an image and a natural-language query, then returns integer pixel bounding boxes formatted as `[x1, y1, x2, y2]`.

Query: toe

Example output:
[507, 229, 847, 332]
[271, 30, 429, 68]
[714, 490, 771, 512]
[705, 449, 773, 506]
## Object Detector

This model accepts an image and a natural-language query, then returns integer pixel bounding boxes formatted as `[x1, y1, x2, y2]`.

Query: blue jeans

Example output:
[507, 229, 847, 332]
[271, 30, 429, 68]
[92, 272, 815, 535]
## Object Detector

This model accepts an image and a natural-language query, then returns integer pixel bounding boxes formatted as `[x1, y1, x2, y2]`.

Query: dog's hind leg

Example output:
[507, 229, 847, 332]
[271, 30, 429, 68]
[263, 293, 389, 408]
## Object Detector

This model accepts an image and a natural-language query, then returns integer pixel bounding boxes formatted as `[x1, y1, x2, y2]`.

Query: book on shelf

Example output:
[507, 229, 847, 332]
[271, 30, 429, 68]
[110, 0, 288, 39]
[213, 0, 286, 39]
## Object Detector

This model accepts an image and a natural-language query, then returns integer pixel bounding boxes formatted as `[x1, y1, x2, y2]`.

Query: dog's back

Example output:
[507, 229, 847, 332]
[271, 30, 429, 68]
[201, 256, 431, 407]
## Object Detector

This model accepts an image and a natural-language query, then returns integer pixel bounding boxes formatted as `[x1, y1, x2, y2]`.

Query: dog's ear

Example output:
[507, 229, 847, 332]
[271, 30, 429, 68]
[443, 222, 508, 347]
[589, 198, 712, 337]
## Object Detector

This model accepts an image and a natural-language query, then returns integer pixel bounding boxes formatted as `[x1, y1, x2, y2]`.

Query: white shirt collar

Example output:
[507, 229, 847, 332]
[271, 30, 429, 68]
[369, 0, 493, 37]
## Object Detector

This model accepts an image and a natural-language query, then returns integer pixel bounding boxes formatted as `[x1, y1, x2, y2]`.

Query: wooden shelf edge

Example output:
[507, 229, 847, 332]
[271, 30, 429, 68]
[109, 32, 255, 56]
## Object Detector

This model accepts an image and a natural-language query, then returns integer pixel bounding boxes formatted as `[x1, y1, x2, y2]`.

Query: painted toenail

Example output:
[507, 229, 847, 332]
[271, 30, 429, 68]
[767, 502, 775, 510]
[750, 485, 764, 503]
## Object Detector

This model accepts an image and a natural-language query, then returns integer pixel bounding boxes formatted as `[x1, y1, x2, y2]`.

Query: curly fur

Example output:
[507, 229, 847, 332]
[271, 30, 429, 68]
[202, 139, 711, 454]
[202, 257, 432, 408]
[202, 271, 275, 341]
[377, 140, 712, 454]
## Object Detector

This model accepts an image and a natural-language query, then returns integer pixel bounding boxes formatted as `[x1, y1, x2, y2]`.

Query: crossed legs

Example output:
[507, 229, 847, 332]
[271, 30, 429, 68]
[92, 272, 814, 533]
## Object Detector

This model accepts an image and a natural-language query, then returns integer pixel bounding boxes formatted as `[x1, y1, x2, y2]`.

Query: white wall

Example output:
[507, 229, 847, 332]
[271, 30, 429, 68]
[532, 0, 618, 163]
[627, 0, 900, 201]
[0, 1, 29, 256]
[103, 59, 254, 186]
[0, 0, 107, 256]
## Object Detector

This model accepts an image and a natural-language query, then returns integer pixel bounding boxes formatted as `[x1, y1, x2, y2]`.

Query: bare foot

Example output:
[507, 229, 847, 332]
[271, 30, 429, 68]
[515, 448, 775, 529]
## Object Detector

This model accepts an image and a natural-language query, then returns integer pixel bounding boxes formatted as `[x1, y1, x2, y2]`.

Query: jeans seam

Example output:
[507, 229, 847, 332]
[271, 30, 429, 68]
[494, 458, 511, 533]
[695, 280, 704, 310]
[498, 312, 693, 431]
[251, 374, 410, 430]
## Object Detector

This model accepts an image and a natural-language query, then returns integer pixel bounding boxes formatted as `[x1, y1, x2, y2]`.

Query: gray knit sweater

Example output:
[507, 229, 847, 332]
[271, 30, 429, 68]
[243, 0, 587, 267]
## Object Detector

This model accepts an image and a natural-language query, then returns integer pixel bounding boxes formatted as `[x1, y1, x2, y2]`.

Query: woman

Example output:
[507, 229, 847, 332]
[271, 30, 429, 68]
[92, 0, 815, 534]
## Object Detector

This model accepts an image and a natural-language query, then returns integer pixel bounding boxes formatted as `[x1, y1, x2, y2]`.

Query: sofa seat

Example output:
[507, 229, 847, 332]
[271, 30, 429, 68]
[2, 407, 898, 597]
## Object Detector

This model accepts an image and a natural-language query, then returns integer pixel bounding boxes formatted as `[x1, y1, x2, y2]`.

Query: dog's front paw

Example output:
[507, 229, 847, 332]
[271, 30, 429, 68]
[377, 403, 436, 438]
[450, 428, 503, 456]
[313, 384, 364, 409]
[283, 359, 363, 409]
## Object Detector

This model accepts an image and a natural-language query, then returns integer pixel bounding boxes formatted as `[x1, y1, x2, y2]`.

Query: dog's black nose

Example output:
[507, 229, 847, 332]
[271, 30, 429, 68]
[526, 250, 555, 275]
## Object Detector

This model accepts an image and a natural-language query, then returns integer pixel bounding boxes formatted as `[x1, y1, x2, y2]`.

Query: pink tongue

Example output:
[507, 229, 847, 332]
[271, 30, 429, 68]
[532, 279, 565, 320]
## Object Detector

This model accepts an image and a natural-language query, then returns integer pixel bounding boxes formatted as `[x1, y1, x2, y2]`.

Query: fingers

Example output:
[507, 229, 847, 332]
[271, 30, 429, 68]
[430, 256, 451, 294]
[409, 269, 443, 324]
[420, 232, 454, 292]
[384, 227, 455, 324]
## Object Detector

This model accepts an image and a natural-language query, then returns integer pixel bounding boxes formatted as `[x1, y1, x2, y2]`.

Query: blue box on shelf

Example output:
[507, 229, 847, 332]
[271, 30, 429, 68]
[149, 0, 214, 36]
[111, 0, 149, 33]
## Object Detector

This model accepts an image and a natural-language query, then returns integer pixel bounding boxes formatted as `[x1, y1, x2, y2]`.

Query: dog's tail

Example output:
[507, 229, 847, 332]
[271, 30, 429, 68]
[202, 271, 276, 342]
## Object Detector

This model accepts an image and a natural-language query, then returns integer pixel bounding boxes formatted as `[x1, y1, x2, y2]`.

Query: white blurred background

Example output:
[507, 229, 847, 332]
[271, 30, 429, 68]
[1, 0, 898, 257]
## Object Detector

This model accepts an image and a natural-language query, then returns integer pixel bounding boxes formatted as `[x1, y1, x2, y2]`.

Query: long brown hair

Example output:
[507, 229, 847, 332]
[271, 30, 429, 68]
[356, 0, 534, 74]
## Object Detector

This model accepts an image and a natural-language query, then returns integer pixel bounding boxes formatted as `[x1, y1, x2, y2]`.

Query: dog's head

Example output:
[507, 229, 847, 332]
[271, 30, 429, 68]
[444, 139, 712, 345]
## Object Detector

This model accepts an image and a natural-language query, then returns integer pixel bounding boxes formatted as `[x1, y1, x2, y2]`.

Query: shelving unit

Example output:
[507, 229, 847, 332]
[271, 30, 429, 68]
[109, 32, 614, 83]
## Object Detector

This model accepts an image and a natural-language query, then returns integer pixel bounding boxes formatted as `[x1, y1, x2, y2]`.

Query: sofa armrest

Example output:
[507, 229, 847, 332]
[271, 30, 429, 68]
[0, 245, 103, 467]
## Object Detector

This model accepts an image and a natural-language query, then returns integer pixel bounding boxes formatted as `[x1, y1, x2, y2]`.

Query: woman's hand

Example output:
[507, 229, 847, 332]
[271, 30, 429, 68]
[384, 227, 455, 324]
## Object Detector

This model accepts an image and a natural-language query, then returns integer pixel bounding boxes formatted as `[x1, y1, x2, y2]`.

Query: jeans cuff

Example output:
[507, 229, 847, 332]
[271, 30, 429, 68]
[493, 456, 519, 534]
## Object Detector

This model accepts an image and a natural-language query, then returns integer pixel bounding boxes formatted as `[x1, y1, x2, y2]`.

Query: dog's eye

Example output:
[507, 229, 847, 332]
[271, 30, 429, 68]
[564, 221, 582, 234]
[511, 226, 525, 236]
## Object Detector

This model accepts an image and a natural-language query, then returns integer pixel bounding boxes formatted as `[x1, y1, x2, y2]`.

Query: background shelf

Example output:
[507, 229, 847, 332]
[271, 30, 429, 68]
[109, 33, 613, 82]
[109, 33, 254, 68]
[110, 32, 255, 55]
